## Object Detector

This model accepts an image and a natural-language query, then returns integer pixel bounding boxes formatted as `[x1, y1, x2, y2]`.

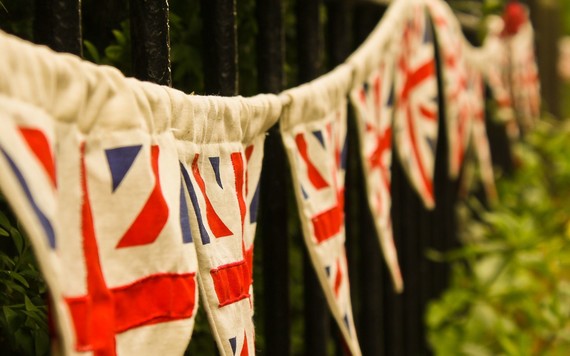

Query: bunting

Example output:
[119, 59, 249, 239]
[393, 2, 439, 209]
[349, 57, 403, 292]
[0, 0, 543, 353]
[281, 65, 361, 356]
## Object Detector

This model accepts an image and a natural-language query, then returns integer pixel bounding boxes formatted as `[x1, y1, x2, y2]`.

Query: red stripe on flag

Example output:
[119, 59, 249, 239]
[295, 133, 329, 190]
[419, 104, 437, 121]
[191, 154, 233, 238]
[116, 145, 169, 248]
[65, 273, 197, 346]
[19, 128, 57, 187]
[73, 145, 115, 353]
[401, 60, 436, 101]
[231, 152, 246, 229]
[241, 331, 249, 356]
[311, 205, 343, 244]
[406, 106, 434, 205]
[211, 260, 251, 307]
[334, 259, 343, 297]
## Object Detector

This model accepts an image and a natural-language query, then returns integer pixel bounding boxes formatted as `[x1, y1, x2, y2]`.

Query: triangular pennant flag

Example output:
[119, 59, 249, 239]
[0, 35, 200, 354]
[393, 2, 440, 209]
[349, 55, 403, 293]
[280, 64, 361, 356]
[427, 0, 474, 178]
[170, 91, 281, 356]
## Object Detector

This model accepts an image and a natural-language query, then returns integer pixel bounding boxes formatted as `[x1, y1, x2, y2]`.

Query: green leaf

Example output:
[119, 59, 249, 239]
[0, 210, 11, 229]
[3, 306, 18, 333]
[24, 295, 35, 311]
[10, 227, 24, 255]
[83, 40, 101, 63]
[11, 271, 30, 288]
[0, 226, 9, 237]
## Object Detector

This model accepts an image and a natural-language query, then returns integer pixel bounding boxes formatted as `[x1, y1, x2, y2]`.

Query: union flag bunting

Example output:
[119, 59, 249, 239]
[350, 57, 403, 293]
[509, 20, 541, 131]
[428, 0, 474, 178]
[281, 65, 361, 356]
[0, 94, 199, 355]
[172, 93, 281, 356]
[394, 3, 440, 209]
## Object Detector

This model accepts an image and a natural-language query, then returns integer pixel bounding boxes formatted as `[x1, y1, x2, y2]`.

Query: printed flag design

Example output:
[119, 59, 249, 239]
[179, 136, 266, 356]
[394, 4, 439, 209]
[281, 81, 361, 356]
[350, 59, 403, 292]
[0, 96, 200, 355]
[509, 21, 541, 131]
[428, 0, 474, 178]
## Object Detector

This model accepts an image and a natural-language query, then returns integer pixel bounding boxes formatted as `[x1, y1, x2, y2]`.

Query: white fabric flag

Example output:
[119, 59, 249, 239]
[349, 60, 403, 293]
[427, 0, 474, 178]
[0, 32, 199, 355]
[168, 89, 281, 356]
[347, 0, 408, 294]
[280, 64, 361, 356]
[393, 0, 439, 209]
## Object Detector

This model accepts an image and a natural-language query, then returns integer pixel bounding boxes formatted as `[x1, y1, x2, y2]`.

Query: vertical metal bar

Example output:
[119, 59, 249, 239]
[297, 0, 329, 354]
[255, 0, 290, 355]
[130, 0, 172, 86]
[34, 0, 83, 56]
[326, 1, 359, 353]
[200, 0, 238, 95]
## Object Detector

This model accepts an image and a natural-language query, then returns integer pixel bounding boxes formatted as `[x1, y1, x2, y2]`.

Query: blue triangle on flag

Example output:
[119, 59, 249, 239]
[105, 145, 142, 192]
[312, 130, 326, 148]
[423, 20, 433, 44]
[249, 181, 261, 224]
[229, 337, 237, 355]
[426, 137, 437, 154]
[209, 156, 223, 188]
[340, 136, 348, 170]
[179, 178, 193, 244]
[301, 185, 308, 200]
[387, 84, 395, 107]
[343, 314, 351, 333]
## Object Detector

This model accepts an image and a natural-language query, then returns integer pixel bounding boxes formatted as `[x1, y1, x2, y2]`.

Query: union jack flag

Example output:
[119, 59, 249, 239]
[428, 0, 474, 178]
[179, 136, 264, 356]
[394, 3, 439, 209]
[350, 58, 403, 293]
[0, 96, 199, 355]
[282, 91, 361, 356]
[509, 21, 540, 131]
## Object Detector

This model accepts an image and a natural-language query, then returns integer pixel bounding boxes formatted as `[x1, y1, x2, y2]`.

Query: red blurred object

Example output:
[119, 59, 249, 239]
[502, 1, 528, 36]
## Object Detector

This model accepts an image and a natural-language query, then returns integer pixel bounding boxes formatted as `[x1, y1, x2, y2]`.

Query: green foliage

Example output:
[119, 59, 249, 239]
[426, 119, 570, 355]
[0, 194, 49, 356]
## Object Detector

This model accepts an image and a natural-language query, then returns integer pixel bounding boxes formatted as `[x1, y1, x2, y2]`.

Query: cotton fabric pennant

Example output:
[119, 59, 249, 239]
[168, 90, 281, 356]
[280, 64, 361, 356]
[0, 32, 200, 355]
[509, 21, 541, 131]
[393, 1, 439, 209]
[346, 0, 409, 294]
[349, 58, 403, 293]
[427, 0, 474, 178]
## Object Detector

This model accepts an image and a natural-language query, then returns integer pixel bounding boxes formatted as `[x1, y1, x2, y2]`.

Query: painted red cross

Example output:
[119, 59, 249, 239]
[64, 146, 196, 355]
